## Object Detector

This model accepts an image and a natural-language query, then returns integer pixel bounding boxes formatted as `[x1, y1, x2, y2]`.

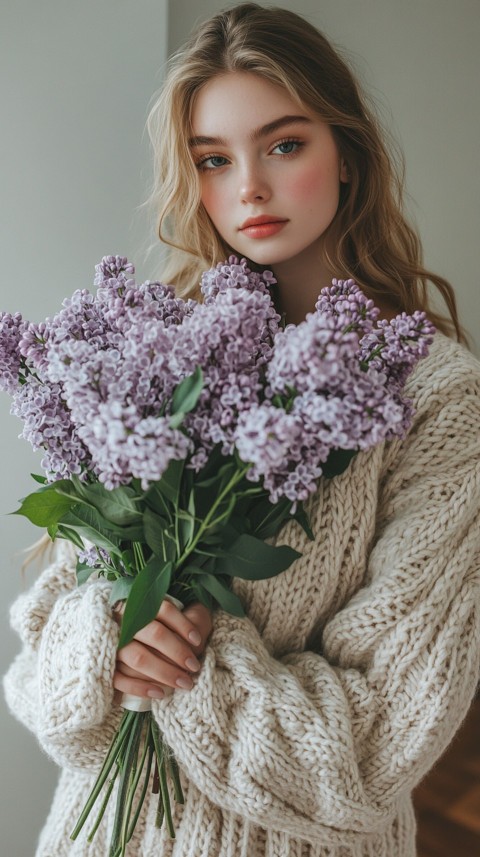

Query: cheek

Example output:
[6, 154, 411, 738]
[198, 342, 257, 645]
[199, 185, 216, 218]
[284, 163, 340, 211]
[200, 181, 228, 223]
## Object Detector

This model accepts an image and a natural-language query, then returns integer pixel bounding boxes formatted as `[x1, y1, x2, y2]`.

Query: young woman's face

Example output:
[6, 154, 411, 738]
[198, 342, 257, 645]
[190, 72, 347, 269]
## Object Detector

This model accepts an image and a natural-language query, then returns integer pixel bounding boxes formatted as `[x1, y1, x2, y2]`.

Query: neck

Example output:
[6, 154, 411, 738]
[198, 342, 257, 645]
[270, 245, 334, 325]
[270, 249, 398, 325]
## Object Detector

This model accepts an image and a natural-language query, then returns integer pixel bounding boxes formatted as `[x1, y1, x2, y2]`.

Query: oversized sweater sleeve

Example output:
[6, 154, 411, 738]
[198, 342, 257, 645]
[151, 351, 480, 844]
[3, 541, 123, 771]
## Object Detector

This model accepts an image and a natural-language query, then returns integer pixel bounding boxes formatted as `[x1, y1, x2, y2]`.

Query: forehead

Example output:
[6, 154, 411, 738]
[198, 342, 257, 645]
[191, 72, 306, 134]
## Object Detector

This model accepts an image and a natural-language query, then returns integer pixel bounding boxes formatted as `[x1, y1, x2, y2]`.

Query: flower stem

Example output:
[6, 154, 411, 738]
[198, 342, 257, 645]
[132, 541, 146, 572]
[87, 766, 120, 843]
[151, 720, 176, 838]
[125, 742, 155, 842]
[166, 751, 184, 804]
[109, 712, 146, 857]
[70, 709, 135, 841]
[176, 464, 250, 567]
[119, 719, 150, 849]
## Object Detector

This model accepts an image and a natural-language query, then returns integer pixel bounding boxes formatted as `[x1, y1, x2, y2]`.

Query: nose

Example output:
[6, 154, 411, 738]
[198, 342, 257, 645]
[239, 161, 271, 205]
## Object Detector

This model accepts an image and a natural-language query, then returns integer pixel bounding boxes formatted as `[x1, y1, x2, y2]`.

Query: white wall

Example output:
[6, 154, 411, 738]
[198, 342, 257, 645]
[0, 2, 168, 854]
[169, 0, 480, 354]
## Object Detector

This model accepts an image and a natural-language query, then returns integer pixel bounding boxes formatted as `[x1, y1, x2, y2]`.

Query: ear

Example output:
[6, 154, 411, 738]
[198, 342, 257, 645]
[339, 158, 349, 183]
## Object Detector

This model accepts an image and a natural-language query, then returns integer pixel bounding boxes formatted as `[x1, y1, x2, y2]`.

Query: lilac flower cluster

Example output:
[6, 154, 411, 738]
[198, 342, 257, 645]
[0, 312, 26, 394]
[234, 285, 435, 503]
[171, 284, 280, 468]
[200, 255, 277, 303]
[0, 254, 434, 502]
[20, 256, 194, 376]
[315, 278, 379, 336]
[1, 258, 194, 484]
[78, 545, 112, 568]
[10, 379, 87, 478]
[360, 311, 436, 389]
[0, 310, 88, 479]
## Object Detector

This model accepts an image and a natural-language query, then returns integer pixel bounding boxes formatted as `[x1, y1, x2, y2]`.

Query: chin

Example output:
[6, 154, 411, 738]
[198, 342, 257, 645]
[238, 248, 288, 267]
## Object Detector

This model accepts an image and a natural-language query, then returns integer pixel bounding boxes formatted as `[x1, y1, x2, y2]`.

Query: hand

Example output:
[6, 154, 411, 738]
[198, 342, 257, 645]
[113, 600, 213, 700]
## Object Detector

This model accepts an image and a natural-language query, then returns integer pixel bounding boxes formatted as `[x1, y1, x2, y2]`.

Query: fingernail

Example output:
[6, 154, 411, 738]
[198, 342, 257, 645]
[185, 656, 201, 672]
[147, 688, 165, 699]
[189, 630, 202, 646]
[176, 676, 193, 689]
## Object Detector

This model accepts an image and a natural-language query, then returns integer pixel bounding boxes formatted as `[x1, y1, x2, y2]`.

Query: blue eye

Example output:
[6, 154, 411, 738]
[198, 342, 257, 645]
[272, 140, 301, 156]
[197, 155, 229, 171]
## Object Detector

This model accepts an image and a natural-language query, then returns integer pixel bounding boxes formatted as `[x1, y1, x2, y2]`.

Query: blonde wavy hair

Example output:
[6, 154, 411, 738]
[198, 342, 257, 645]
[146, 2, 462, 339]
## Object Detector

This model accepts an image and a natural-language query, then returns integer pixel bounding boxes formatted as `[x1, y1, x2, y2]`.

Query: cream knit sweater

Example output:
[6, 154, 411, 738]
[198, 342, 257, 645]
[4, 332, 480, 857]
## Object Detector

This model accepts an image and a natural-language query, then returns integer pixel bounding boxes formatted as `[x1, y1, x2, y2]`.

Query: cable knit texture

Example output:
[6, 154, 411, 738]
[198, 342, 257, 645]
[3, 332, 480, 856]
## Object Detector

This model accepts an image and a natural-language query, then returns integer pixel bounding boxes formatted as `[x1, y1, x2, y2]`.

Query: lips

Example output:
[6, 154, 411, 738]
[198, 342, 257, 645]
[239, 215, 288, 239]
[239, 215, 287, 230]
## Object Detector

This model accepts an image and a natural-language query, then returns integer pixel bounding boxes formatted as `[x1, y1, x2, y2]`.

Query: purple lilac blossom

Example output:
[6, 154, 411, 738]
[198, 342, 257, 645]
[171, 286, 280, 468]
[359, 311, 436, 388]
[12, 256, 197, 484]
[266, 312, 360, 397]
[78, 545, 111, 568]
[315, 278, 379, 336]
[45, 331, 189, 489]
[93, 255, 135, 287]
[19, 291, 109, 373]
[0, 312, 26, 393]
[19, 257, 194, 374]
[234, 402, 325, 503]
[83, 402, 192, 490]
[1, 257, 435, 502]
[200, 255, 277, 303]
[10, 377, 87, 479]
[235, 290, 435, 503]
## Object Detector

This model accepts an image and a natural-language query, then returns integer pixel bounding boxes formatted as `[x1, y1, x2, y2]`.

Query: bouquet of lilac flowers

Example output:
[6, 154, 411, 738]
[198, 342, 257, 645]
[0, 255, 435, 855]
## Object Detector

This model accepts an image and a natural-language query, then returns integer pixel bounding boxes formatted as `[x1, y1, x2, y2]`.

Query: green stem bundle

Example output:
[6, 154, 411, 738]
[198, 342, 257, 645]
[71, 711, 183, 856]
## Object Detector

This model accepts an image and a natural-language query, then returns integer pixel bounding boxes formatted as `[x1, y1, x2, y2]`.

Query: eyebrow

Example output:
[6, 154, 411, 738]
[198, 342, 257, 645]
[188, 114, 312, 147]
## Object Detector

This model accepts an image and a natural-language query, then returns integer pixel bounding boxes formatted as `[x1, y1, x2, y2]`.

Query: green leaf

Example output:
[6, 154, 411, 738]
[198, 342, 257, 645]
[203, 520, 243, 550]
[30, 473, 47, 485]
[195, 573, 245, 617]
[118, 559, 173, 648]
[248, 496, 292, 540]
[121, 548, 135, 573]
[56, 478, 144, 537]
[109, 576, 135, 605]
[143, 507, 170, 558]
[178, 511, 195, 552]
[220, 533, 301, 580]
[212, 492, 238, 528]
[186, 580, 214, 612]
[47, 523, 58, 540]
[155, 458, 184, 506]
[321, 448, 357, 479]
[169, 412, 183, 430]
[76, 562, 95, 586]
[72, 481, 142, 526]
[195, 459, 237, 491]
[193, 462, 240, 522]
[144, 483, 172, 521]
[12, 483, 77, 527]
[171, 367, 203, 417]
[292, 504, 315, 540]
[60, 506, 122, 556]
[56, 524, 85, 550]
[180, 564, 207, 577]
[50, 476, 94, 504]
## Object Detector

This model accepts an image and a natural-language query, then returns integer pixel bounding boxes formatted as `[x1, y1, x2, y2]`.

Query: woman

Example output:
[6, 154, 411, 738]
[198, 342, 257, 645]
[4, 4, 480, 856]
